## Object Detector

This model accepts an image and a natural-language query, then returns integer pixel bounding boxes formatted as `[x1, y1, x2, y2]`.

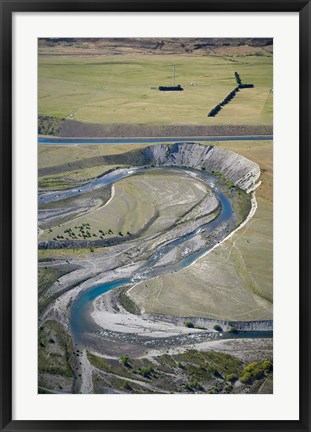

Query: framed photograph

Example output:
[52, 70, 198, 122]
[1, 1, 310, 431]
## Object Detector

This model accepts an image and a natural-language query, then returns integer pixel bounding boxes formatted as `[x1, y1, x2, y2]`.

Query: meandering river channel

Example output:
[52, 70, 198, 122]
[40, 165, 272, 346]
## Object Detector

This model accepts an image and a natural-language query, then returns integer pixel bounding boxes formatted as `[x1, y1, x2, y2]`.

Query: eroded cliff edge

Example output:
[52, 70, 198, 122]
[143, 143, 260, 193]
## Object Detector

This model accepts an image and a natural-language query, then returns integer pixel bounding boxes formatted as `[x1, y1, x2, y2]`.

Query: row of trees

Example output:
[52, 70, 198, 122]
[234, 71, 242, 85]
[235, 71, 254, 88]
[208, 86, 240, 117]
[239, 83, 254, 89]
[208, 72, 254, 117]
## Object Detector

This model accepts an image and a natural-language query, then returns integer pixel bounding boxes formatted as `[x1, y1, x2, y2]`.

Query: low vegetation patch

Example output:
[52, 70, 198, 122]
[211, 170, 235, 189]
[228, 326, 238, 333]
[38, 115, 64, 136]
[184, 320, 194, 328]
[226, 373, 238, 382]
[239, 360, 273, 384]
[85, 349, 272, 394]
[120, 355, 130, 367]
[38, 320, 74, 392]
[118, 288, 141, 315]
[213, 324, 222, 332]
[38, 266, 68, 298]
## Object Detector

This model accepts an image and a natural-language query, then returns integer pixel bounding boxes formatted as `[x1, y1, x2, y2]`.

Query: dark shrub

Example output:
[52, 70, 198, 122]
[185, 320, 194, 328]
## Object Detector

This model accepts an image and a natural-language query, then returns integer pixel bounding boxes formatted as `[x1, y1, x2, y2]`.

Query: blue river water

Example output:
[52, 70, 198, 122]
[70, 278, 131, 342]
[58, 166, 273, 346]
[39, 135, 272, 145]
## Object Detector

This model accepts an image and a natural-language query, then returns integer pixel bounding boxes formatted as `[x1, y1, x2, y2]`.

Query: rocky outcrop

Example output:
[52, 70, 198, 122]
[143, 143, 260, 193]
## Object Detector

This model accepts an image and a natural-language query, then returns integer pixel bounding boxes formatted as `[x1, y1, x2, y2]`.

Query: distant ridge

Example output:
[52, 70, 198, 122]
[38, 37, 273, 56]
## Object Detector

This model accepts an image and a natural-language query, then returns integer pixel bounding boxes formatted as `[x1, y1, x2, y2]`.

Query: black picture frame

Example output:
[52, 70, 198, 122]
[1, 1, 310, 431]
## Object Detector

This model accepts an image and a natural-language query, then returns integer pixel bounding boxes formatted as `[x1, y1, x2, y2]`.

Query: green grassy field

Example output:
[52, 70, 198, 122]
[38, 54, 272, 126]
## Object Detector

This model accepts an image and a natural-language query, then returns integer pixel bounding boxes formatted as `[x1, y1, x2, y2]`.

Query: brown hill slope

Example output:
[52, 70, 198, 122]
[38, 37, 272, 56]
